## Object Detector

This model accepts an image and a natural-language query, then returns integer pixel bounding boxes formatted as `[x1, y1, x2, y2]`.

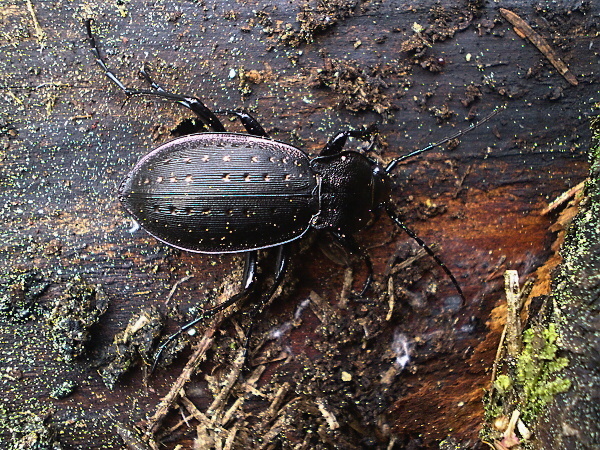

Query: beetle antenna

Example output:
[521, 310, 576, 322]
[385, 106, 504, 173]
[386, 207, 466, 302]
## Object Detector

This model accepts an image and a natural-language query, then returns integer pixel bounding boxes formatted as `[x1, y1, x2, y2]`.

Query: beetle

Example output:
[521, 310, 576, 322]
[86, 20, 499, 355]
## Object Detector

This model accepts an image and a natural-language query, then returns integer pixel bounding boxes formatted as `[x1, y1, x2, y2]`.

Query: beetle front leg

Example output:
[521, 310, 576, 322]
[151, 251, 259, 370]
[386, 207, 466, 302]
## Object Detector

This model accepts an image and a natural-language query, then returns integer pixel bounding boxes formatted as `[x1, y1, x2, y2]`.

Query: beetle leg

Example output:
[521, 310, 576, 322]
[252, 245, 289, 316]
[85, 19, 225, 132]
[320, 125, 378, 156]
[137, 67, 226, 132]
[151, 251, 258, 371]
[385, 207, 466, 302]
[242, 245, 290, 347]
[331, 232, 373, 296]
[217, 110, 269, 137]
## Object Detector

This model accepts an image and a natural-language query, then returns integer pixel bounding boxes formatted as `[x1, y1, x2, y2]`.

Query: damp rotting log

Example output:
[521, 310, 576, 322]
[0, 0, 596, 448]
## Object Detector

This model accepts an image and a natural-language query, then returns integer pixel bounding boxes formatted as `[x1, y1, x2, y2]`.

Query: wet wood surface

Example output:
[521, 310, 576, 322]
[0, 0, 596, 448]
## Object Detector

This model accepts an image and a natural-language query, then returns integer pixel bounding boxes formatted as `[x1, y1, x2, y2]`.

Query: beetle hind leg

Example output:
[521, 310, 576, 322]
[137, 67, 226, 132]
[151, 251, 259, 371]
[85, 19, 225, 132]
[217, 110, 269, 137]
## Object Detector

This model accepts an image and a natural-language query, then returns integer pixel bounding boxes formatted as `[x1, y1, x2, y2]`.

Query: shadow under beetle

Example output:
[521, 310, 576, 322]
[86, 20, 500, 362]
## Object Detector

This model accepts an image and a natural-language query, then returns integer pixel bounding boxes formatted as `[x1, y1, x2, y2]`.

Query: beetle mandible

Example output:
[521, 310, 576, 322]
[86, 20, 499, 352]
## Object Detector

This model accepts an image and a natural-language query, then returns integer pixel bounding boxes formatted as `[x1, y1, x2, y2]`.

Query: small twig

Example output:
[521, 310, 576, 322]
[500, 8, 578, 86]
[144, 324, 218, 439]
[115, 423, 150, 450]
[504, 270, 522, 357]
[308, 291, 337, 324]
[338, 267, 354, 308]
[222, 422, 240, 450]
[26, 0, 46, 47]
[315, 398, 339, 430]
[206, 346, 247, 417]
[386, 277, 395, 321]
[180, 394, 211, 426]
[490, 271, 521, 385]
[453, 164, 472, 198]
[541, 180, 586, 215]
[6, 91, 24, 105]
[220, 397, 245, 427]
[384, 244, 435, 278]
[164, 274, 193, 307]
[490, 271, 533, 384]
[69, 114, 93, 121]
[259, 382, 291, 428]
[257, 415, 287, 450]
[195, 423, 214, 450]
[160, 412, 196, 437]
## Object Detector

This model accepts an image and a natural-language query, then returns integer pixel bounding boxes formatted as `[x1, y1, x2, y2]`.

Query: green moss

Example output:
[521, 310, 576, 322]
[515, 324, 571, 423]
[0, 406, 62, 449]
[493, 374, 513, 394]
[483, 323, 572, 438]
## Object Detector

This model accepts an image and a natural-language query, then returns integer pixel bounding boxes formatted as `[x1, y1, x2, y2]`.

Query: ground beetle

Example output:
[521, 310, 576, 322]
[86, 20, 499, 358]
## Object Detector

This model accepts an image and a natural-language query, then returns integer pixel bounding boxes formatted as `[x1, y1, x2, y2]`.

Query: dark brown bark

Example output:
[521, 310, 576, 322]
[0, 0, 596, 448]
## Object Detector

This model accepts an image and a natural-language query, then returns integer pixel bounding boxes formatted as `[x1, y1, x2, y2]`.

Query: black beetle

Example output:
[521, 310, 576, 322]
[86, 20, 499, 353]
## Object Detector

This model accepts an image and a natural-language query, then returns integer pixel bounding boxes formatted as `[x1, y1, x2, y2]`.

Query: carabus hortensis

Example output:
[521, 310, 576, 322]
[86, 20, 499, 358]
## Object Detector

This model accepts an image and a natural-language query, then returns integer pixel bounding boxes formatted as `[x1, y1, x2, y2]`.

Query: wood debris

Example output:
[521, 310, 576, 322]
[499, 8, 578, 86]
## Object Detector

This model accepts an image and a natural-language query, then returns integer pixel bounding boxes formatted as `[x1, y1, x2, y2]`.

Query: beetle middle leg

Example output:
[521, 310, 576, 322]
[241, 244, 290, 348]
[138, 67, 269, 138]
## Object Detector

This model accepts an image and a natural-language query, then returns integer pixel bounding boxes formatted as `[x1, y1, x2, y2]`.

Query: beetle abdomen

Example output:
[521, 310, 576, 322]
[119, 133, 319, 253]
